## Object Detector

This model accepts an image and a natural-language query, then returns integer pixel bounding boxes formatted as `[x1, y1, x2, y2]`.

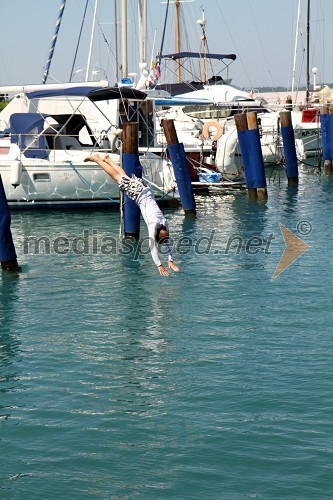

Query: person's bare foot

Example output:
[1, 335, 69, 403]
[101, 154, 110, 161]
[84, 154, 101, 163]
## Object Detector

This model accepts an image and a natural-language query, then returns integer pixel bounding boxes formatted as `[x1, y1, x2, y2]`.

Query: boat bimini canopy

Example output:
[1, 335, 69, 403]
[25, 86, 147, 101]
[160, 52, 237, 61]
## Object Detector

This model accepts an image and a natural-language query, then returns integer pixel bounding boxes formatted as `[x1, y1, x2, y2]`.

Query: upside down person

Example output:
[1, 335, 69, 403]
[84, 154, 179, 276]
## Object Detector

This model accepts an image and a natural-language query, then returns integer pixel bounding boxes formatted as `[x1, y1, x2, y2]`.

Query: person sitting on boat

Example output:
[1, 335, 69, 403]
[84, 154, 179, 277]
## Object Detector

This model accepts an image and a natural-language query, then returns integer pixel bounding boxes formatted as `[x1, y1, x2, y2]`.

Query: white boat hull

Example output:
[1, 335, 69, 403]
[0, 160, 119, 208]
[0, 159, 179, 209]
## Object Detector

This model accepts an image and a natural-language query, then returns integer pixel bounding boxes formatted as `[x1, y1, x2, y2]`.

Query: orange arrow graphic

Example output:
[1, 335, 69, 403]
[272, 224, 310, 279]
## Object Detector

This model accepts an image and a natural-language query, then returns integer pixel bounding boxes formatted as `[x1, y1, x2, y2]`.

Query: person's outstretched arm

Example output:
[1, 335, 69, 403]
[148, 224, 179, 276]
[147, 232, 169, 276]
[158, 264, 169, 276]
[168, 261, 179, 272]
[164, 223, 179, 273]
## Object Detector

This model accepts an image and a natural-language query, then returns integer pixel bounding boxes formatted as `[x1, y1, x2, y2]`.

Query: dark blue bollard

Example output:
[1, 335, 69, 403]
[167, 143, 196, 213]
[0, 175, 20, 271]
[280, 111, 299, 185]
[320, 113, 328, 157]
[237, 129, 255, 188]
[235, 113, 267, 200]
[162, 119, 196, 214]
[320, 109, 333, 175]
[319, 112, 333, 159]
[122, 152, 142, 238]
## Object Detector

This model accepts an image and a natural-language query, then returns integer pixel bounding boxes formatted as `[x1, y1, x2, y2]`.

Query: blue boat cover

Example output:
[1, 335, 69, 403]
[26, 86, 146, 102]
[155, 98, 212, 106]
[26, 86, 105, 100]
[9, 113, 49, 159]
[161, 52, 237, 61]
[87, 87, 146, 101]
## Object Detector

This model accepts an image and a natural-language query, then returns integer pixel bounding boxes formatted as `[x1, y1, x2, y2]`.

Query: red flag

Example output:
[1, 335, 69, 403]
[155, 64, 161, 79]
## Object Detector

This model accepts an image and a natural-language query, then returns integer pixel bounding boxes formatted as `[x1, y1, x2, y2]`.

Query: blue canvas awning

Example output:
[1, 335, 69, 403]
[26, 86, 106, 100]
[25, 86, 147, 102]
[161, 52, 237, 61]
[87, 87, 147, 101]
[155, 98, 212, 106]
[9, 113, 49, 159]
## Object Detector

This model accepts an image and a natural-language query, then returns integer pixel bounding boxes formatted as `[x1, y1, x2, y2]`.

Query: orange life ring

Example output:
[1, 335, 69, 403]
[202, 120, 223, 141]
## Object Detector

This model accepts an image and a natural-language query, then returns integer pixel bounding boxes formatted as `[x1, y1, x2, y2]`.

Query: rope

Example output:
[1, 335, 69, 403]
[142, 175, 175, 196]
[158, 0, 170, 64]
[70, 0, 89, 81]
[65, 160, 115, 201]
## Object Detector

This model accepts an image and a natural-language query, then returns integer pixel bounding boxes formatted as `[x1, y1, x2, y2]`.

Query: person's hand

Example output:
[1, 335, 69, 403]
[158, 265, 169, 276]
[168, 261, 179, 272]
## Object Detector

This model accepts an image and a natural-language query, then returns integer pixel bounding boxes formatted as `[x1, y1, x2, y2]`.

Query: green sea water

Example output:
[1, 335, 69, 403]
[1, 166, 332, 499]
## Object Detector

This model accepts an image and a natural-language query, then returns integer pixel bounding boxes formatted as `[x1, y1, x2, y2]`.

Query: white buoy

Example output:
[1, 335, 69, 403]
[10, 159, 22, 187]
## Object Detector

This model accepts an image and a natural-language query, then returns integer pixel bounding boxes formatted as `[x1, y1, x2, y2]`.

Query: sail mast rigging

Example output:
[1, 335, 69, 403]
[306, 0, 310, 104]
[197, 8, 207, 82]
[86, 0, 99, 81]
[42, 0, 67, 84]
[121, 0, 128, 78]
[114, 0, 119, 82]
[291, 0, 301, 102]
[175, 0, 181, 81]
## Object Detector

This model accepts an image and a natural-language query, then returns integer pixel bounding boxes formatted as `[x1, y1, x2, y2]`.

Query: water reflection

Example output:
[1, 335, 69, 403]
[95, 246, 187, 417]
[223, 195, 270, 271]
[181, 212, 197, 236]
[0, 273, 21, 365]
[0, 273, 21, 421]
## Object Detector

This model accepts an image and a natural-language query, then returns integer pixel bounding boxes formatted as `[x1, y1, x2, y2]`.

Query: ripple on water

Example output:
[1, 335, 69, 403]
[1, 173, 333, 498]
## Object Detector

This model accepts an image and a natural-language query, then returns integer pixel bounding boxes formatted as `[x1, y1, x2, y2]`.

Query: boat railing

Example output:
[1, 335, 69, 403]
[0, 130, 122, 162]
[7, 131, 98, 160]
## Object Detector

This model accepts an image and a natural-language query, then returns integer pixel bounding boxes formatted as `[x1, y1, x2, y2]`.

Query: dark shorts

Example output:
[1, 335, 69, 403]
[119, 175, 146, 201]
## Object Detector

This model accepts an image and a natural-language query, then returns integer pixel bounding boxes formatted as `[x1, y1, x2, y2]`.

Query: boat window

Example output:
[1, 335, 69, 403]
[42, 114, 97, 149]
[183, 104, 232, 119]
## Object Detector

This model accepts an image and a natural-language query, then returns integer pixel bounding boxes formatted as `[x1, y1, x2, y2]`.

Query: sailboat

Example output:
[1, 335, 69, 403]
[136, 4, 260, 185]
[0, 81, 181, 209]
[149, 0, 325, 183]
[0, 1, 179, 209]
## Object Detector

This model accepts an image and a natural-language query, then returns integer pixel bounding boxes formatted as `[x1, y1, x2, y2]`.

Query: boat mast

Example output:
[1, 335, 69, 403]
[114, 0, 120, 81]
[291, 0, 301, 102]
[42, 0, 67, 84]
[86, 0, 99, 81]
[175, 0, 181, 81]
[121, 0, 128, 78]
[197, 8, 207, 83]
[138, 0, 147, 67]
[306, 0, 310, 104]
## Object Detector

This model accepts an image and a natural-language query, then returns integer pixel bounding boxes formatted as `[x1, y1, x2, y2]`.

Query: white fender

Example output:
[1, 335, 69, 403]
[10, 159, 23, 187]
[101, 133, 110, 150]
[110, 129, 123, 153]
[215, 128, 241, 177]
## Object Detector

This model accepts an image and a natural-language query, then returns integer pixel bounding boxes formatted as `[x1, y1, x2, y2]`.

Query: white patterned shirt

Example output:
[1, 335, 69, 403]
[136, 188, 173, 267]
